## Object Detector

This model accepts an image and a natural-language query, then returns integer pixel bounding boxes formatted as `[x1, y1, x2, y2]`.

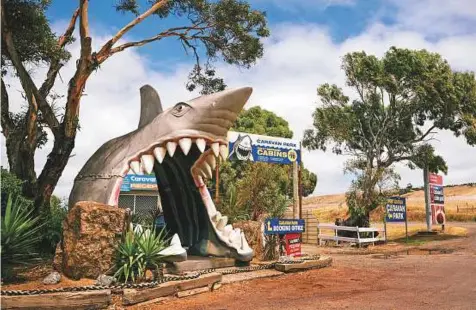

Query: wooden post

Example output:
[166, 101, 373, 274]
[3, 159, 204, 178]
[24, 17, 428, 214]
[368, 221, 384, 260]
[383, 215, 387, 244]
[292, 160, 299, 219]
[357, 226, 361, 248]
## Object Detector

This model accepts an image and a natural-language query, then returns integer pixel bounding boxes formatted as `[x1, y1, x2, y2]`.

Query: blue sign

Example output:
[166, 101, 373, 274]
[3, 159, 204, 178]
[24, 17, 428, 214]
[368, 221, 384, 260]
[227, 131, 300, 165]
[121, 174, 158, 192]
[264, 218, 305, 235]
[385, 196, 407, 222]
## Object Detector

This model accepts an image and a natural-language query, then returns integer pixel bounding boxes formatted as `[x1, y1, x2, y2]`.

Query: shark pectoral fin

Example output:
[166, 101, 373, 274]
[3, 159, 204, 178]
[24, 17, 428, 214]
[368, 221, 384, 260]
[138, 84, 163, 128]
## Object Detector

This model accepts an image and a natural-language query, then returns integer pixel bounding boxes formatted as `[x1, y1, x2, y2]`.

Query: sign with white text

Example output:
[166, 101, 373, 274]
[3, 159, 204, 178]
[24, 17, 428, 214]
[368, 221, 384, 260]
[264, 218, 305, 235]
[385, 197, 407, 222]
[121, 174, 158, 192]
[227, 131, 300, 165]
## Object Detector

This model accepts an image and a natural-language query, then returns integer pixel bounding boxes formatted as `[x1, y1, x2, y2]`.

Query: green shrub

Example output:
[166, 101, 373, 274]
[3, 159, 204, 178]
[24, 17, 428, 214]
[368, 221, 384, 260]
[1, 194, 43, 279]
[114, 224, 169, 283]
[39, 196, 68, 255]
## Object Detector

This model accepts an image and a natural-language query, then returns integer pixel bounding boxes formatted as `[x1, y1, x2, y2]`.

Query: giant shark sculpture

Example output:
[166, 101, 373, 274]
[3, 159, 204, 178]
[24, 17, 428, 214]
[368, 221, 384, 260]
[69, 85, 254, 262]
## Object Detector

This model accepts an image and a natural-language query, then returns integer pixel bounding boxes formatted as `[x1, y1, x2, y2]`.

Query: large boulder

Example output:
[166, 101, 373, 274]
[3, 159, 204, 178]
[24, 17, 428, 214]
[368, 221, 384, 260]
[233, 221, 264, 260]
[54, 201, 128, 279]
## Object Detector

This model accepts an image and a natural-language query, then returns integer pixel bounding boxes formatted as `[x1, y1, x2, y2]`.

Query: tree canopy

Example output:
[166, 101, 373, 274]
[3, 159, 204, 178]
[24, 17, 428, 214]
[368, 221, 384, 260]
[1, 0, 269, 212]
[215, 106, 317, 222]
[303, 47, 476, 224]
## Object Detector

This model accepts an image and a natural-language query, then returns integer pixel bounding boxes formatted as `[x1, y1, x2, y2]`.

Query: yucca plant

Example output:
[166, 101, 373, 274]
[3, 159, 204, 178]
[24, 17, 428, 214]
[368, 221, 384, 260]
[114, 223, 170, 283]
[1, 194, 43, 279]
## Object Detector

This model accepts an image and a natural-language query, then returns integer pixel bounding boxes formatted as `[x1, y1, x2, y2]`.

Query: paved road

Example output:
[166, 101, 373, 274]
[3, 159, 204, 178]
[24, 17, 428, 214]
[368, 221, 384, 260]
[140, 223, 476, 310]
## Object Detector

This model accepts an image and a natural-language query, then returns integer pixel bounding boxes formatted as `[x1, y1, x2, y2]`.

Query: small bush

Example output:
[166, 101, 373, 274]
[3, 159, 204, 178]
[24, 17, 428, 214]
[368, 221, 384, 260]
[39, 196, 68, 255]
[1, 194, 43, 280]
[114, 224, 169, 283]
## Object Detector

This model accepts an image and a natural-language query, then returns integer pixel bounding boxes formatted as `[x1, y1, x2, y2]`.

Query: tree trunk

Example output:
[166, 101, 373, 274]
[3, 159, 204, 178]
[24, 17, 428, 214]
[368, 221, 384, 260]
[6, 137, 38, 199]
[34, 133, 76, 212]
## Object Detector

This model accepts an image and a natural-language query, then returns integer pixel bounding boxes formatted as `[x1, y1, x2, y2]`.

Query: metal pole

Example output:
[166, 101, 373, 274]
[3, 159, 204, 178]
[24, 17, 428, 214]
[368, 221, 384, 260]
[383, 213, 387, 244]
[423, 165, 432, 231]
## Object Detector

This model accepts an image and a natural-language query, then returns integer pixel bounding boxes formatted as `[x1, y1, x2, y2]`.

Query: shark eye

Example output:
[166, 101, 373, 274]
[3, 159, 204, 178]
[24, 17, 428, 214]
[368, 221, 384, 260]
[171, 102, 191, 117]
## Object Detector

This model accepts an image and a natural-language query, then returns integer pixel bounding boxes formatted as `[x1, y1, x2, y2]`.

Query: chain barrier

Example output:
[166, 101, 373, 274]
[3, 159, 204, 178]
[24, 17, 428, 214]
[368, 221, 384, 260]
[1, 255, 321, 296]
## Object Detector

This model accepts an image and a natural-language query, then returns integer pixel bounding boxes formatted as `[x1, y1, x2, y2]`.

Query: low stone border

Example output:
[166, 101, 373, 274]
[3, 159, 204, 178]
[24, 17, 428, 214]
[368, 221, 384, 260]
[123, 272, 222, 305]
[1, 289, 111, 310]
[1, 258, 334, 309]
[275, 256, 333, 273]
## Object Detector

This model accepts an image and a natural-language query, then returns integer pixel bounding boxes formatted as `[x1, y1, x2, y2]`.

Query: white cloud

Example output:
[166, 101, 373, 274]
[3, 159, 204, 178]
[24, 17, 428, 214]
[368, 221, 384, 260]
[252, 0, 356, 12]
[1, 1, 475, 199]
[385, 0, 476, 37]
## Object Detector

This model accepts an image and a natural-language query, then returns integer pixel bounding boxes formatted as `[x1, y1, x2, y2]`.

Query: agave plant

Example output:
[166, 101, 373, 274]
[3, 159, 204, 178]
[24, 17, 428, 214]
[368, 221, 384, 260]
[114, 223, 170, 283]
[1, 194, 43, 278]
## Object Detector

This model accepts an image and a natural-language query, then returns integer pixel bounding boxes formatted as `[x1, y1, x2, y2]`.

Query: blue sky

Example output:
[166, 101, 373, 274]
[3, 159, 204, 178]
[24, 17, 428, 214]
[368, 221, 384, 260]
[45, 0, 390, 71]
[3, 0, 476, 197]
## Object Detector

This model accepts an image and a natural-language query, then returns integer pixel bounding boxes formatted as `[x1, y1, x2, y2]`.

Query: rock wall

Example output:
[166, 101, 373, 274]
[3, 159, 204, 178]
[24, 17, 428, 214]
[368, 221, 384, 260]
[54, 201, 128, 279]
[233, 220, 264, 261]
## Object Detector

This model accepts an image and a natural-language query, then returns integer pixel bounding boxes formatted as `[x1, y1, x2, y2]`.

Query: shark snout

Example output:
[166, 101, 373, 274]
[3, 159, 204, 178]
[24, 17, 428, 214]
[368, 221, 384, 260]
[211, 87, 253, 114]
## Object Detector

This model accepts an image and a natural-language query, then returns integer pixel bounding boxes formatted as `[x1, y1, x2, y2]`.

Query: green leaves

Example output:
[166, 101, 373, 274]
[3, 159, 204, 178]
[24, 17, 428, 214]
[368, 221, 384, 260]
[114, 224, 169, 283]
[115, 0, 269, 93]
[1, 194, 43, 273]
[304, 46, 476, 223]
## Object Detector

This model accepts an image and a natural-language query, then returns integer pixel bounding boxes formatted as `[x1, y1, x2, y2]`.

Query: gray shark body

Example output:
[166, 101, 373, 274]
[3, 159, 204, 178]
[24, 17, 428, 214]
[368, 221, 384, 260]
[70, 85, 254, 262]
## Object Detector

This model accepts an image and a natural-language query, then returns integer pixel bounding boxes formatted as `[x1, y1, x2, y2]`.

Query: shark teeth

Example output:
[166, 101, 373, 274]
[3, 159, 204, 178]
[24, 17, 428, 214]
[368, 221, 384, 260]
[140, 155, 154, 174]
[179, 138, 192, 155]
[130, 161, 142, 175]
[153, 146, 166, 164]
[206, 154, 216, 170]
[211, 142, 220, 157]
[219, 145, 229, 161]
[202, 161, 213, 179]
[166, 141, 177, 157]
[195, 138, 206, 153]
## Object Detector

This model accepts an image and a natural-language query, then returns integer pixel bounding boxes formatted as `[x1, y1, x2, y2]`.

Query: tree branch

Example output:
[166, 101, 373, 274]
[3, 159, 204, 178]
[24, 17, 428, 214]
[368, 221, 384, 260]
[415, 125, 436, 143]
[39, 8, 80, 99]
[63, 0, 92, 137]
[1, 5, 60, 136]
[96, 0, 169, 59]
[1, 78, 14, 138]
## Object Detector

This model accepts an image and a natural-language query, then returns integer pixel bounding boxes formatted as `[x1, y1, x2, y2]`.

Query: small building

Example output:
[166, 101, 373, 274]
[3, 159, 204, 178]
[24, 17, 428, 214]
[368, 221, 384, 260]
[118, 174, 162, 221]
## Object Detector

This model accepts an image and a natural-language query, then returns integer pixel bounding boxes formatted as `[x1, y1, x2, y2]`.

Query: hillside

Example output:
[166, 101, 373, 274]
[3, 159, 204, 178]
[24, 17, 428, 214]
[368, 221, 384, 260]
[296, 184, 476, 222]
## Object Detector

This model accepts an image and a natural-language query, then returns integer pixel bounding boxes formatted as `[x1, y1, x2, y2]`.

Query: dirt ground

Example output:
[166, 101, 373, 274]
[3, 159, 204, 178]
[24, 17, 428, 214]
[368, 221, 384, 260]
[140, 222, 476, 310]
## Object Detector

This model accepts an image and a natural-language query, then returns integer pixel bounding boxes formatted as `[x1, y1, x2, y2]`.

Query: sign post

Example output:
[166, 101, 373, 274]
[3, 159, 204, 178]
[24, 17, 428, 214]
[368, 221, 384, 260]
[264, 218, 305, 257]
[429, 173, 445, 231]
[385, 197, 408, 242]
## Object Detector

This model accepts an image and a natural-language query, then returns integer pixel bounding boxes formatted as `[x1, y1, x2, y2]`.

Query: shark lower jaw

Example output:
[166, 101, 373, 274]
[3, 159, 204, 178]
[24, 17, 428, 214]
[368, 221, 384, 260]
[113, 136, 253, 262]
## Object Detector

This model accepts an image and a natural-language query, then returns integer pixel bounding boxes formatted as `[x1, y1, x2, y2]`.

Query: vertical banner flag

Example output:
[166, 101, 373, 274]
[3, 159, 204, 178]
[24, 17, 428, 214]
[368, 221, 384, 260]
[429, 173, 445, 225]
[227, 131, 301, 165]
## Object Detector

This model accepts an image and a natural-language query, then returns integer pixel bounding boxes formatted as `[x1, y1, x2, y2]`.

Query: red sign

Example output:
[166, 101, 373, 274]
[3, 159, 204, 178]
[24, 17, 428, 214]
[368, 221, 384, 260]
[284, 233, 301, 257]
[429, 173, 443, 185]
[431, 205, 446, 225]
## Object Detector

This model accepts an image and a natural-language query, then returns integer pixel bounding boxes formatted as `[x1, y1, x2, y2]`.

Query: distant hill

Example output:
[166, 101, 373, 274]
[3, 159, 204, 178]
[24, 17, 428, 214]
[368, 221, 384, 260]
[289, 184, 476, 222]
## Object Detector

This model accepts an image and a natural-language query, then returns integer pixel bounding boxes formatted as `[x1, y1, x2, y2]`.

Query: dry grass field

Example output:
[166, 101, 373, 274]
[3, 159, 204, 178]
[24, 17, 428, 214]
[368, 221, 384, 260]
[301, 185, 476, 223]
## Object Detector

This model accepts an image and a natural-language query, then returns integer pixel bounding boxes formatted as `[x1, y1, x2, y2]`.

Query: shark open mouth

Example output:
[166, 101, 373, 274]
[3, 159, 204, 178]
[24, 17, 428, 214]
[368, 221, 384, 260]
[123, 137, 253, 262]
[70, 86, 254, 262]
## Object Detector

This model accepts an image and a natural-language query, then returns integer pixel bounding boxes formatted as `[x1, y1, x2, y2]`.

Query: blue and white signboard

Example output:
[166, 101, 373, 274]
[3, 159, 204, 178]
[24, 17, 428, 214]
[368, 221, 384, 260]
[264, 218, 305, 235]
[227, 131, 300, 165]
[121, 174, 158, 192]
[385, 197, 407, 222]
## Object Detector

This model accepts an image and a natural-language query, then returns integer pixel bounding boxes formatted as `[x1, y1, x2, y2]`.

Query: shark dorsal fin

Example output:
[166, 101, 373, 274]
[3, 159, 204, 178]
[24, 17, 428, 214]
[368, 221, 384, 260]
[138, 84, 163, 128]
